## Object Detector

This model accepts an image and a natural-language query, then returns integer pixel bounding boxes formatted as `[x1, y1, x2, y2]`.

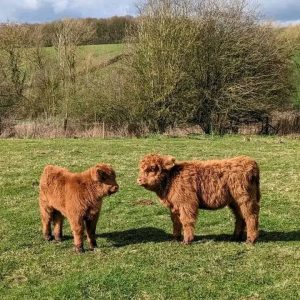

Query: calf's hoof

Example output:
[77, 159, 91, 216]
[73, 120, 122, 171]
[74, 245, 85, 253]
[88, 240, 98, 251]
[246, 236, 258, 245]
[182, 240, 193, 245]
[89, 245, 98, 251]
[44, 235, 53, 241]
[54, 236, 63, 243]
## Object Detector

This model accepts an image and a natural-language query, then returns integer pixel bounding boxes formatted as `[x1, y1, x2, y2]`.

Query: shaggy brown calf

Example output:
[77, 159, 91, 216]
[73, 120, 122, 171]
[39, 163, 119, 252]
[137, 154, 260, 244]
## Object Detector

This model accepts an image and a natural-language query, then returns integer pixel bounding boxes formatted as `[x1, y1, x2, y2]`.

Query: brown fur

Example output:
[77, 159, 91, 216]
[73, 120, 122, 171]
[137, 154, 260, 244]
[39, 163, 118, 252]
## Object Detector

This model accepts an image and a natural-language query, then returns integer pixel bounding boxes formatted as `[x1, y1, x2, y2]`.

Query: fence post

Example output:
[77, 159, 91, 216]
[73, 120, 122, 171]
[102, 121, 105, 139]
[63, 112, 68, 134]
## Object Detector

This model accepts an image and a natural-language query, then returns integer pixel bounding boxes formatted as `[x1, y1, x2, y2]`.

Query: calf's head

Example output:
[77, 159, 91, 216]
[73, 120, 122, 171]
[91, 164, 119, 196]
[137, 154, 176, 191]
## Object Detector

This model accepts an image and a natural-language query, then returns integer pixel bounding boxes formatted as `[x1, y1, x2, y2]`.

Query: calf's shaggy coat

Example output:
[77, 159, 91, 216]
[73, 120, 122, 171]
[39, 163, 118, 252]
[137, 154, 260, 244]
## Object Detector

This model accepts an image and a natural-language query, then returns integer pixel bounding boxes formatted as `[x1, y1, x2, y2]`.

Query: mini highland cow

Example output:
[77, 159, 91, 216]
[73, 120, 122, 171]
[137, 154, 260, 244]
[39, 163, 119, 252]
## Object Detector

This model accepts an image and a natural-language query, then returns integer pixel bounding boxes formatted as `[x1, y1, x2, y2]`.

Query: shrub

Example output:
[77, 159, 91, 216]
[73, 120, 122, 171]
[124, 0, 296, 134]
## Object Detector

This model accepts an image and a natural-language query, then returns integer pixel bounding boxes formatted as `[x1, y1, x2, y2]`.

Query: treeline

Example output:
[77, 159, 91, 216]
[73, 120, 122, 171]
[0, 16, 135, 47]
[0, 0, 300, 136]
[122, 0, 299, 134]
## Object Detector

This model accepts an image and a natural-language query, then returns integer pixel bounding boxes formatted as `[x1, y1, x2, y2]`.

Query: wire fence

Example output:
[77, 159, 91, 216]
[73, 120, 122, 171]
[0, 112, 300, 138]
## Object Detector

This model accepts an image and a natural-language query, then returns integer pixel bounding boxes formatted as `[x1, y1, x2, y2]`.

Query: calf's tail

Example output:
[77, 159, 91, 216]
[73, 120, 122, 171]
[248, 162, 260, 203]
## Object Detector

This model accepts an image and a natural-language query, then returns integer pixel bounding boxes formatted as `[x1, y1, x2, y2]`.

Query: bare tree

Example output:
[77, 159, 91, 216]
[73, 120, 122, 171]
[25, 25, 61, 118]
[0, 23, 29, 129]
[124, 0, 200, 132]
[52, 19, 95, 130]
[190, 0, 295, 133]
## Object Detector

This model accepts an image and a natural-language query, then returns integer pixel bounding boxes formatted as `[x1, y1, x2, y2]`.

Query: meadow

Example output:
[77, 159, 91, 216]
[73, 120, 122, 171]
[0, 135, 299, 299]
[44, 43, 124, 59]
[78, 44, 124, 58]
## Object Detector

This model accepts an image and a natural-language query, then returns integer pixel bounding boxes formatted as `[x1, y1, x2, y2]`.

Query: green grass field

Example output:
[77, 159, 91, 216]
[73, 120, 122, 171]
[0, 136, 299, 299]
[44, 43, 123, 60]
[79, 44, 123, 58]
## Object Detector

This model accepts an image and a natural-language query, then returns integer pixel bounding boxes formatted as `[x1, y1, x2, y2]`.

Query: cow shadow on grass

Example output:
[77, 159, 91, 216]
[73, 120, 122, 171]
[97, 229, 235, 247]
[186, 230, 300, 244]
[258, 230, 300, 242]
[96, 227, 300, 247]
[97, 227, 172, 247]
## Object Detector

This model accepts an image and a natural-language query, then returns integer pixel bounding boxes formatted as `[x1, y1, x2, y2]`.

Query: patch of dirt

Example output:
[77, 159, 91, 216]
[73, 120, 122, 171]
[134, 199, 155, 206]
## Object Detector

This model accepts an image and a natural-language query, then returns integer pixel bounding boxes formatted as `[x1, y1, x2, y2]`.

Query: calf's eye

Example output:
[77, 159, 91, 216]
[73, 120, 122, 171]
[149, 165, 158, 172]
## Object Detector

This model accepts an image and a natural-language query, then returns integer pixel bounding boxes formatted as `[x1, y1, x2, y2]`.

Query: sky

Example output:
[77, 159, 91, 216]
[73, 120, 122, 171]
[0, 0, 299, 24]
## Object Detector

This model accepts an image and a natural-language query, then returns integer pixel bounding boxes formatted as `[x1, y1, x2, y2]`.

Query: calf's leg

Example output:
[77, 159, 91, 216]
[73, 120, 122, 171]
[229, 203, 246, 241]
[69, 217, 85, 253]
[40, 205, 53, 241]
[85, 213, 99, 250]
[53, 210, 64, 242]
[170, 210, 182, 240]
[179, 204, 198, 244]
[238, 198, 259, 244]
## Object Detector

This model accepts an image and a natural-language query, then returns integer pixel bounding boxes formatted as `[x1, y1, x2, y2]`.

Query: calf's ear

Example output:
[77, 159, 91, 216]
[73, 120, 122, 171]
[91, 165, 108, 182]
[163, 155, 176, 170]
[97, 169, 108, 181]
[90, 167, 99, 181]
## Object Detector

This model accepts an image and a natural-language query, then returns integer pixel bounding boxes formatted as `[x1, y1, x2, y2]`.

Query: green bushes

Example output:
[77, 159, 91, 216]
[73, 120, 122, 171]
[124, 0, 297, 134]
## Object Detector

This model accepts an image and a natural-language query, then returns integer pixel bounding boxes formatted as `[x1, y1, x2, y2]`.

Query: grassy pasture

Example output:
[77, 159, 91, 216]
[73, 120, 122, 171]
[78, 44, 124, 58]
[0, 136, 299, 299]
[43, 43, 123, 60]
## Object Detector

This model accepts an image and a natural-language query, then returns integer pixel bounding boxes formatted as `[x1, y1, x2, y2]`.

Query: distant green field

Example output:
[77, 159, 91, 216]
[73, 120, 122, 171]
[79, 44, 124, 58]
[0, 136, 299, 299]
[44, 43, 123, 60]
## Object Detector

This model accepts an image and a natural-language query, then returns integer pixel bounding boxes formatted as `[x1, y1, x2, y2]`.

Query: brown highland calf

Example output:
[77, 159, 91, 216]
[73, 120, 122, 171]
[137, 154, 260, 244]
[39, 163, 119, 252]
